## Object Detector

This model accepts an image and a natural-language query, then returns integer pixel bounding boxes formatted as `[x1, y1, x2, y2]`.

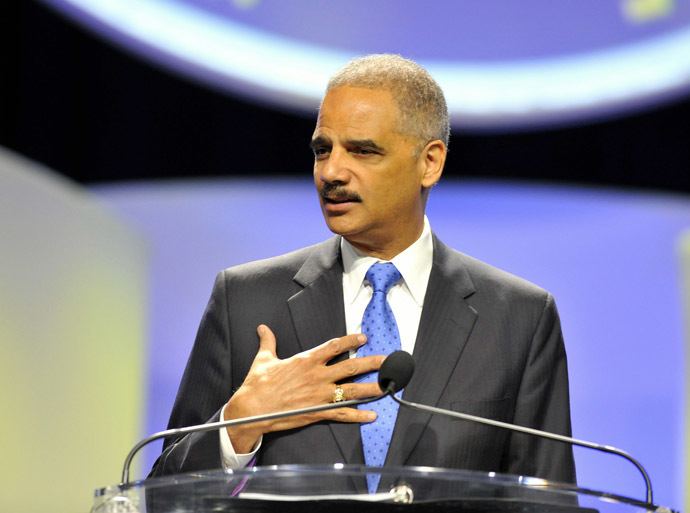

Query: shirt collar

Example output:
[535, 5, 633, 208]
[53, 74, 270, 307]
[341, 216, 433, 307]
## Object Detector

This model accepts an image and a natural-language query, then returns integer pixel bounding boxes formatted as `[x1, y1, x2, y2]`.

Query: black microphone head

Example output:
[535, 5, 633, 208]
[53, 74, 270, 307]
[378, 351, 415, 393]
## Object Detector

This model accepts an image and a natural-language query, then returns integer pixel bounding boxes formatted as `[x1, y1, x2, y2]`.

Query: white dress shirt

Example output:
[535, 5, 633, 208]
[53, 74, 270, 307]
[341, 216, 433, 356]
[220, 217, 434, 468]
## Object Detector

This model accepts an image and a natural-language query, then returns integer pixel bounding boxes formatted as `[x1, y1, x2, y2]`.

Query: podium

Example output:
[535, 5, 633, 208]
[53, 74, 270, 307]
[91, 465, 675, 513]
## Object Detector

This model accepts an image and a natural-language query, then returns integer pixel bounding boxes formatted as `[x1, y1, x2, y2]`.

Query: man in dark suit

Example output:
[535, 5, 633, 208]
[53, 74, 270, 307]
[151, 54, 576, 488]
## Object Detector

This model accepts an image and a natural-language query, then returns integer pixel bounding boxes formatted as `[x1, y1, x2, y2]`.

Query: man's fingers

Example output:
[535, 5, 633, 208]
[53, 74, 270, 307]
[329, 354, 385, 382]
[268, 407, 377, 433]
[256, 324, 278, 358]
[312, 333, 367, 362]
[321, 407, 377, 424]
[334, 382, 383, 401]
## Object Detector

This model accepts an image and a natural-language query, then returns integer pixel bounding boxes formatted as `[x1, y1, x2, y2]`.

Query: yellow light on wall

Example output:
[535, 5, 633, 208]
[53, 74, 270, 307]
[0, 147, 148, 513]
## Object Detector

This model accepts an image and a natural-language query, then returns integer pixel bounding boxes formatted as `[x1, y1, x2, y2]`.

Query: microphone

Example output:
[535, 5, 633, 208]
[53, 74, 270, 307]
[378, 349, 415, 393]
[120, 354, 414, 485]
[384, 351, 655, 506]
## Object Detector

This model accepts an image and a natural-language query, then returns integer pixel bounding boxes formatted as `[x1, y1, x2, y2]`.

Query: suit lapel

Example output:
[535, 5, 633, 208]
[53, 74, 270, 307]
[287, 236, 366, 476]
[288, 237, 346, 353]
[385, 235, 478, 467]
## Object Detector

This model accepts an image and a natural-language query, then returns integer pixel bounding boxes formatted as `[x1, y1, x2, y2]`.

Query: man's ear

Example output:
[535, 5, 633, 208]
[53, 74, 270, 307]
[420, 140, 447, 188]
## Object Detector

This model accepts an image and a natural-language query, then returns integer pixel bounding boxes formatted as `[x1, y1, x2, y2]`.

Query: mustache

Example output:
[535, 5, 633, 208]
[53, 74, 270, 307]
[320, 184, 362, 202]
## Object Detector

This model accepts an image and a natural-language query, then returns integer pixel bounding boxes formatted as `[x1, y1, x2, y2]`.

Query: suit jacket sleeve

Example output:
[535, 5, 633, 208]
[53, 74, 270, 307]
[149, 271, 233, 477]
[501, 292, 576, 483]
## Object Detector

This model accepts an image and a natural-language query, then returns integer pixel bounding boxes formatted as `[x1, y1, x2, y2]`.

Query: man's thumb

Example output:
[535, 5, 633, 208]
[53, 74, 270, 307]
[257, 324, 277, 357]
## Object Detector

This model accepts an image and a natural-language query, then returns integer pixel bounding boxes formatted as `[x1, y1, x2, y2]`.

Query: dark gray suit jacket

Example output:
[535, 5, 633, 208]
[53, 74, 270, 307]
[150, 234, 576, 487]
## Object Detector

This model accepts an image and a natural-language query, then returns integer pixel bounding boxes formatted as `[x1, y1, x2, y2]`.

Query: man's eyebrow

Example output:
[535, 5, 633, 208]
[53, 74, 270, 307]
[346, 139, 385, 152]
[309, 136, 330, 149]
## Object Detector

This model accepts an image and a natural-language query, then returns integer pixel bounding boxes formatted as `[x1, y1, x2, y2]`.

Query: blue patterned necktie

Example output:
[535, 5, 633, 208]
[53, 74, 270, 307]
[355, 262, 403, 493]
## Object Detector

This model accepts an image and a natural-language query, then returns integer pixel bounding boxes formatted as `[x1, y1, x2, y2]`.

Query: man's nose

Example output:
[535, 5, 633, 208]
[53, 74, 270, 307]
[319, 148, 350, 184]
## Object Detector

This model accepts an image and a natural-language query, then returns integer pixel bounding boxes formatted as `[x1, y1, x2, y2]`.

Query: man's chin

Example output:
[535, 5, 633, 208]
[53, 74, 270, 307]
[323, 216, 362, 238]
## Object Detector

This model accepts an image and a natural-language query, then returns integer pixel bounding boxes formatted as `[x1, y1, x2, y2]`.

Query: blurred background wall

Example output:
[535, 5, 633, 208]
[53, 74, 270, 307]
[1, 1, 689, 512]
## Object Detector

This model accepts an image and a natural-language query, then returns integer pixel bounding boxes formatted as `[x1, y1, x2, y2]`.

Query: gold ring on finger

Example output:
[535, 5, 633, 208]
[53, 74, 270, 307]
[332, 385, 345, 403]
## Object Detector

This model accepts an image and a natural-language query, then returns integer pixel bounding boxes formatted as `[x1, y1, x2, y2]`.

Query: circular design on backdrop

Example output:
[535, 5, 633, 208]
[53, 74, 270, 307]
[42, 0, 690, 128]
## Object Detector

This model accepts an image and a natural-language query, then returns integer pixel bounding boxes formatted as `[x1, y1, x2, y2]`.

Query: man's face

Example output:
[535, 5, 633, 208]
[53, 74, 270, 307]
[311, 85, 437, 257]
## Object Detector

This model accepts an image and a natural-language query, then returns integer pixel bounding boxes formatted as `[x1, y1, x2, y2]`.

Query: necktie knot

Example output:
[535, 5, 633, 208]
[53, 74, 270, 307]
[365, 262, 402, 296]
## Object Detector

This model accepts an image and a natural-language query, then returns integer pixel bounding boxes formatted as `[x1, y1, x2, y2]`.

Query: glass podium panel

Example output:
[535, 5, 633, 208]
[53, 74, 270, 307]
[92, 465, 675, 513]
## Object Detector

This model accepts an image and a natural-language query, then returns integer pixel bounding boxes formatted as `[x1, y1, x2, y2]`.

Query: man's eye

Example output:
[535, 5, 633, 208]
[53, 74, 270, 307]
[313, 147, 330, 157]
[354, 148, 376, 155]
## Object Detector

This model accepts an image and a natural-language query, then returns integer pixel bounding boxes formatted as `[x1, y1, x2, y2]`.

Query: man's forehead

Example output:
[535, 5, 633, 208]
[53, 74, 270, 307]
[313, 88, 397, 140]
[321, 86, 396, 119]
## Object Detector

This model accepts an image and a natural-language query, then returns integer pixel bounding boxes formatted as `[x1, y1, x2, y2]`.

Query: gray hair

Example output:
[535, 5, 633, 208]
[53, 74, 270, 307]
[325, 54, 450, 149]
